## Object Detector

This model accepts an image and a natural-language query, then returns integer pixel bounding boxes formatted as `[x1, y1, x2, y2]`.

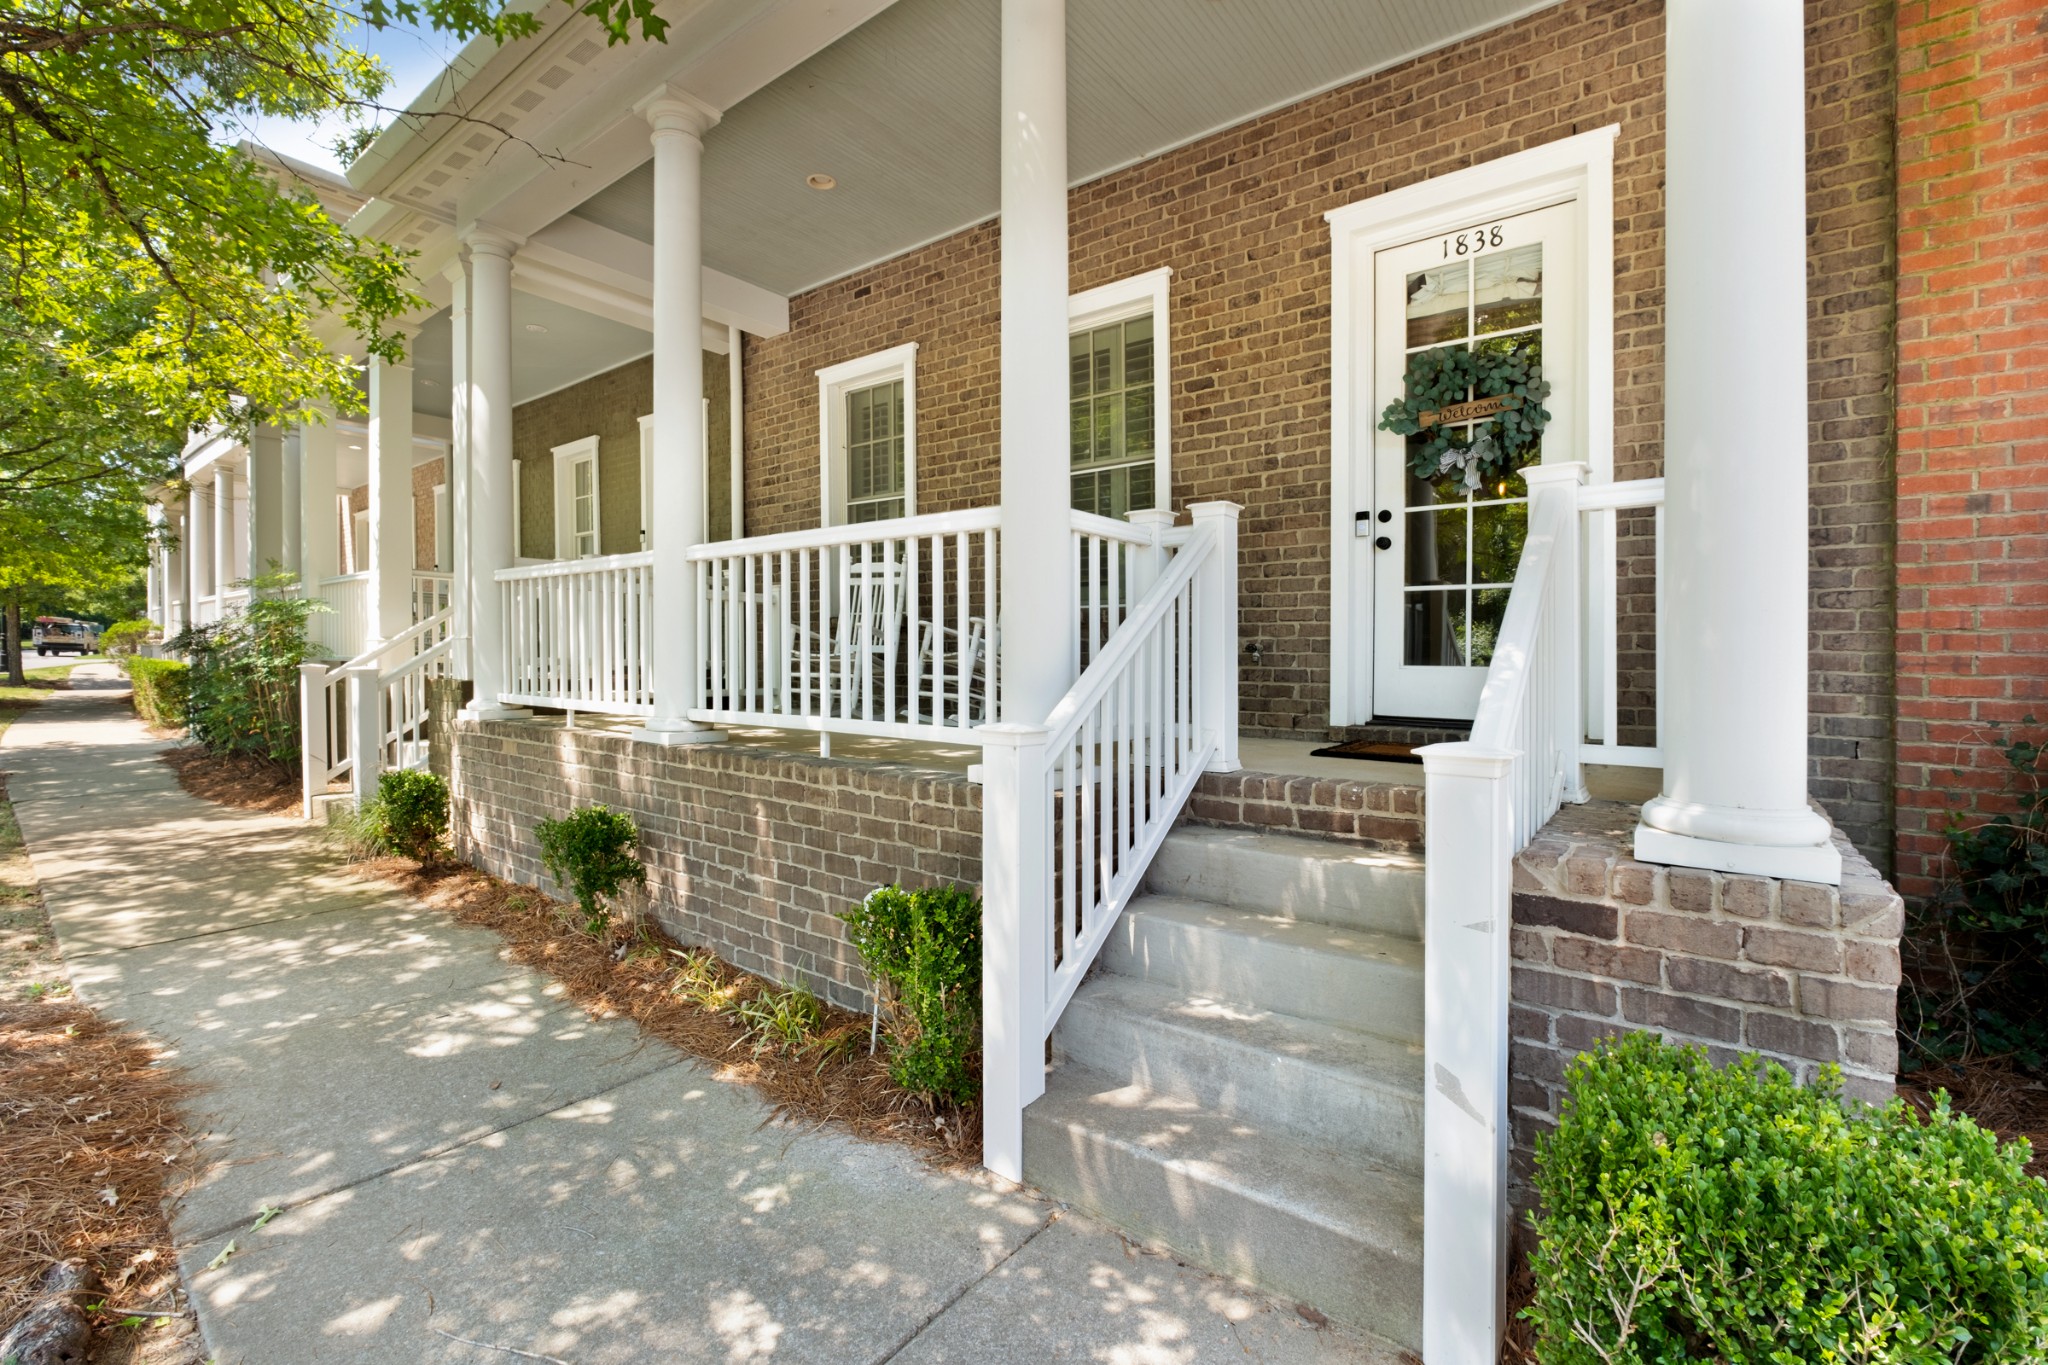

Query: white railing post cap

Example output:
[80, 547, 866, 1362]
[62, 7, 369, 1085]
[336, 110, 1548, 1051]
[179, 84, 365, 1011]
[1520, 461, 1589, 490]
[1187, 500, 1244, 520]
[1417, 740, 1518, 779]
[974, 722, 1051, 749]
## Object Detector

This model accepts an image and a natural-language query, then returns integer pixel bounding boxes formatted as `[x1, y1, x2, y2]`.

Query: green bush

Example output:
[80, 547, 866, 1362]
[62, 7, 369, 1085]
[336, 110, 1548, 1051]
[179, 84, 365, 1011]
[840, 884, 981, 1106]
[534, 805, 646, 934]
[360, 769, 449, 863]
[1905, 726, 2047, 1067]
[1527, 1032, 2048, 1364]
[166, 571, 324, 766]
[100, 619, 155, 660]
[126, 657, 189, 729]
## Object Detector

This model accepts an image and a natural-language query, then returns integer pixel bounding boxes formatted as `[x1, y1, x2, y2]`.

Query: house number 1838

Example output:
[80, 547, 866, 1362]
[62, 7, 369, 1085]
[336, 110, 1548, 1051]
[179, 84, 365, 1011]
[1443, 224, 1506, 257]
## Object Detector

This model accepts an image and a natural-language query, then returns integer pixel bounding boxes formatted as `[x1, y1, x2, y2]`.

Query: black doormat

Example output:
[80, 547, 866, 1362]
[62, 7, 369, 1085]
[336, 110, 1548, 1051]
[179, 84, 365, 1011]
[1308, 739, 1425, 765]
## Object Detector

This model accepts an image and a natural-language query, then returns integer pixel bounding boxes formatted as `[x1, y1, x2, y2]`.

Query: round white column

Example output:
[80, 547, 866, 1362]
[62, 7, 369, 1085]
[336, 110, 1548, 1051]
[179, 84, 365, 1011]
[997, 0, 1074, 725]
[459, 229, 530, 719]
[212, 465, 236, 600]
[631, 85, 724, 745]
[1635, 0, 1840, 884]
[367, 350, 417, 643]
[176, 499, 195, 632]
[281, 428, 303, 581]
[246, 426, 285, 580]
[443, 262, 473, 664]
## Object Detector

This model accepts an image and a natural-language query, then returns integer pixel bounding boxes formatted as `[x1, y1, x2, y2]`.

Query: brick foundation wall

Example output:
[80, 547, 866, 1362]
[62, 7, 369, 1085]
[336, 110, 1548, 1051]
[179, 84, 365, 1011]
[450, 721, 982, 1010]
[1892, 0, 2048, 901]
[1507, 801, 1905, 1182]
[732, 0, 1899, 870]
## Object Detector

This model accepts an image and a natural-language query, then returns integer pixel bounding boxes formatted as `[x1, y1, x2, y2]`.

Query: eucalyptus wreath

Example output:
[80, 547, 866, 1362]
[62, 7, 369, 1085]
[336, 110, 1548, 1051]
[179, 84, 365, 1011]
[1378, 344, 1552, 490]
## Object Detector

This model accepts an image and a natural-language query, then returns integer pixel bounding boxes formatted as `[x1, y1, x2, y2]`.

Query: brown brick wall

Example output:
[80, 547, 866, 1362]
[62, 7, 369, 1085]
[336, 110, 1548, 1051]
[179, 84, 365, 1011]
[1892, 0, 2048, 900]
[1508, 800, 1904, 1183]
[735, 0, 1899, 868]
[450, 721, 983, 1011]
[509, 351, 733, 559]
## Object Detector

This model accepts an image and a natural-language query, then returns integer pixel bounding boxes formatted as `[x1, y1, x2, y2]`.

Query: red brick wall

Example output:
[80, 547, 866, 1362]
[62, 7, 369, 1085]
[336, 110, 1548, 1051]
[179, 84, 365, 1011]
[1892, 0, 2048, 900]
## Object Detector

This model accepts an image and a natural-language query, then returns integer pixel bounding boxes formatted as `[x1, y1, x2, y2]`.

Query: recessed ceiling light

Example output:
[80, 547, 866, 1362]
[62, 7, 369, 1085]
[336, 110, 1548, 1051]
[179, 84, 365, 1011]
[524, 322, 548, 333]
[806, 173, 837, 191]
[347, 443, 362, 451]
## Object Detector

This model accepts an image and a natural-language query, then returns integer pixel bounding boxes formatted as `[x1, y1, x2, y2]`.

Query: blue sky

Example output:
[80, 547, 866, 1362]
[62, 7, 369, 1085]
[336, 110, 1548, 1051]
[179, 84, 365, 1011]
[229, 18, 468, 174]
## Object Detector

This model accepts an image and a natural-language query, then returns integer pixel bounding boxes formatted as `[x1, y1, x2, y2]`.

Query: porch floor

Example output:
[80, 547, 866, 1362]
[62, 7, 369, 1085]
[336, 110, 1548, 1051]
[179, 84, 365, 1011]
[531, 712, 1659, 801]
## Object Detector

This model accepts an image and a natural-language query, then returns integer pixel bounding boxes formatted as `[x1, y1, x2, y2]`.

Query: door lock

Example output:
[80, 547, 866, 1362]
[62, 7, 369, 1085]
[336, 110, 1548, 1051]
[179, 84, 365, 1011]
[1374, 535, 1392, 551]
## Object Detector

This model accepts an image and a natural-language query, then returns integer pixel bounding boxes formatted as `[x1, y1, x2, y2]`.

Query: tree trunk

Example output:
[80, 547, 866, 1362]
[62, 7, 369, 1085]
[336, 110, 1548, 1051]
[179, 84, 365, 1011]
[5, 595, 25, 688]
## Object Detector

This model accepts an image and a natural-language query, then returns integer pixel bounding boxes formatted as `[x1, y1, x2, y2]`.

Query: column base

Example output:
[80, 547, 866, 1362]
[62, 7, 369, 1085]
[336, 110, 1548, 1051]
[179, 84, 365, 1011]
[461, 700, 533, 722]
[1633, 822, 1842, 886]
[628, 720, 728, 746]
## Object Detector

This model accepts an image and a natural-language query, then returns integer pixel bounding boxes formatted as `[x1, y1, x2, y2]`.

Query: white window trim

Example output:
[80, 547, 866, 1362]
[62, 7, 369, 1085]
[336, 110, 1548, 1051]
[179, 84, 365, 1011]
[816, 342, 917, 528]
[1069, 266, 1172, 514]
[551, 435, 601, 560]
[1324, 125, 1617, 727]
[350, 508, 370, 576]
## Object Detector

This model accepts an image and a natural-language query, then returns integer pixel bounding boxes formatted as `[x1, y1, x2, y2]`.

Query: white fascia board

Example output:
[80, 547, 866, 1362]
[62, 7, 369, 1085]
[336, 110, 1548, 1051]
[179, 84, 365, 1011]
[182, 430, 240, 481]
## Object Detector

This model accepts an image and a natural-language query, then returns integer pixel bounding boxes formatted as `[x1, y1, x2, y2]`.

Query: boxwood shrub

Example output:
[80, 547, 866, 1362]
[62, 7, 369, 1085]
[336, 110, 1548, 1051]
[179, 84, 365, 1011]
[840, 884, 982, 1106]
[535, 804, 646, 934]
[362, 769, 449, 863]
[1527, 1032, 2048, 1363]
[126, 657, 189, 729]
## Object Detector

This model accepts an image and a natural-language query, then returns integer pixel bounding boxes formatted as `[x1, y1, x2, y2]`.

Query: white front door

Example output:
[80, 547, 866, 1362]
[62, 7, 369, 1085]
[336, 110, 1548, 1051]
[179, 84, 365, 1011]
[1366, 201, 1579, 719]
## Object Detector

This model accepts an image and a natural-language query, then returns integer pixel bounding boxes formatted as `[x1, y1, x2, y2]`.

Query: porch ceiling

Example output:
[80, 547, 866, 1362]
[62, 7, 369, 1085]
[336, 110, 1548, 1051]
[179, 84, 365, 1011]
[408, 291, 652, 420]
[567, 0, 1562, 296]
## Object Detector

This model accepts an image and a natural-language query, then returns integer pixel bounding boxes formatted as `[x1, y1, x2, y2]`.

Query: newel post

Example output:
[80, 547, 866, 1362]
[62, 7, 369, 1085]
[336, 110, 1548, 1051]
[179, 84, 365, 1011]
[1123, 508, 1175, 604]
[978, 722, 1050, 1183]
[299, 662, 329, 821]
[1188, 501, 1241, 773]
[347, 662, 381, 809]
[1416, 741, 1516, 1365]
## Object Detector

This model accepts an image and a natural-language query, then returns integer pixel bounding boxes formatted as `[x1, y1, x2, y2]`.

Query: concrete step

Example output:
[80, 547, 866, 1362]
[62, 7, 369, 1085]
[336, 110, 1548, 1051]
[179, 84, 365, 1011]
[1055, 973, 1424, 1173]
[1101, 895, 1424, 1040]
[1023, 1062, 1423, 1350]
[1147, 826, 1425, 939]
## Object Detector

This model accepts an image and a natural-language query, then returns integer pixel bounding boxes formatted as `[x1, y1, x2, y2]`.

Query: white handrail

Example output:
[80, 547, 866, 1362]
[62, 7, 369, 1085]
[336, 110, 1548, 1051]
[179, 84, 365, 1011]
[497, 553, 655, 716]
[300, 605, 455, 816]
[684, 507, 1001, 560]
[495, 549, 653, 583]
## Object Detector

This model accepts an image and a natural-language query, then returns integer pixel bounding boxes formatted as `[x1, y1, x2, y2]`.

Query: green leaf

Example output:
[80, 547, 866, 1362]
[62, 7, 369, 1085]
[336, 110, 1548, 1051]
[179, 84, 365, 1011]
[203, 1239, 237, 1271]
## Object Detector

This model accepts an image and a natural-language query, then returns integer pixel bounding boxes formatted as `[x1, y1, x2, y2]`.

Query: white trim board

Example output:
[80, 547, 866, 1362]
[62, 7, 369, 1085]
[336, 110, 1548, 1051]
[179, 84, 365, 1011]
[1325, 125, 1618, 728]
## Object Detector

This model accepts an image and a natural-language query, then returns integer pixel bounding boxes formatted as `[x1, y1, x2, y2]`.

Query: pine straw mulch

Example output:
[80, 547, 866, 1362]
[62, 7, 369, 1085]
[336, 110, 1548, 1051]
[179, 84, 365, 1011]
[352, 855, 980, 1167]
[0, 997, 200, 1353]
[1897, 1055, 2048, 1179]
[158, 745, 302, 818]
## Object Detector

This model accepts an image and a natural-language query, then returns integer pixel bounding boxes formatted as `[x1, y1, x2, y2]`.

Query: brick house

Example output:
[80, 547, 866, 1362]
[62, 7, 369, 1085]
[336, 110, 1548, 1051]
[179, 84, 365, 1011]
[148, 0, 2044, 1356]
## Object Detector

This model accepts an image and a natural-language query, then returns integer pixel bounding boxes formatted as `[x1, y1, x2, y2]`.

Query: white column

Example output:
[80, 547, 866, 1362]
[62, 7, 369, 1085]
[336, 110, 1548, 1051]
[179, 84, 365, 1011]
[1635, 0, 1840, 884]
[630, 85, 724, 745]
[728, 324, 745, 540]
[996, 0, 1073, 726]
[146, 503, 164, 629]
[281, 428, 303, 581]
[247, 426, 285, 581]
[445, 261, 473, 669]
[367, 349, 417, 642]
[212, 465, 235, 599]
[301, 415, 340, 653]
[459, 228, 531, 720]
[176, 499, 195, 632]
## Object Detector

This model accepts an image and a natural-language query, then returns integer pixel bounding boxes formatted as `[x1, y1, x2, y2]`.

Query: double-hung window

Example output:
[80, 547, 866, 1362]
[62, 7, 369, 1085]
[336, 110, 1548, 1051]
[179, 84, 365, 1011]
[1068, 269, 1170, 521]
[552, 435, 601, 560]
[817, 344, 916, 527]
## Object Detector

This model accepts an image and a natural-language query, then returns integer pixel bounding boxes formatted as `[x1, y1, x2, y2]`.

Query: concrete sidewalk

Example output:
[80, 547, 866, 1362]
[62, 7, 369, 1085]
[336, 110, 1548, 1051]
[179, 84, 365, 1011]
[5, 664, 1396, 1365]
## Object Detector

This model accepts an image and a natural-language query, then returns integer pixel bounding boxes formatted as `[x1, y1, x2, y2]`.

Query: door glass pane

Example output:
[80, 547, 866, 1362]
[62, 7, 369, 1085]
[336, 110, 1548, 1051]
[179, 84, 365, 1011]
[1398, 237, 1545, 666]
[1070, 314, 1156, 520]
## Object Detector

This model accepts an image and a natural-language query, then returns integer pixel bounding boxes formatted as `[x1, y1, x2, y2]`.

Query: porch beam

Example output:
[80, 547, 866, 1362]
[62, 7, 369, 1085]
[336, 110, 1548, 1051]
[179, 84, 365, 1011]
[630, 84, 725, 747]
[367, 343, 418, 644]
[1636, 0, 1841, 884]
[458, 227, 532, 720]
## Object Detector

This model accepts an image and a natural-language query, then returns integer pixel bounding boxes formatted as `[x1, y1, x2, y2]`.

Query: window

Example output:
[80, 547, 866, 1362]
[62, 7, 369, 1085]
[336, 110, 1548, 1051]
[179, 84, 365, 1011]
[636, 402, 711, 549]
[845, 380, 906, 523]
[1068, 269, 1170, 521]
[551, 436, 600, 560]
[817, 343, 916, 527]
[350, 509, 369, 574]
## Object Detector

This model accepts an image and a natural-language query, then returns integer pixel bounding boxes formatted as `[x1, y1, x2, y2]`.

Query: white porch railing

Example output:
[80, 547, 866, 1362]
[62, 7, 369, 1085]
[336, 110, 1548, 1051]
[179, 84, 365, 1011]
[982, 501, 1240, 1177]
[688, 508, 1001, 740]
[317, 573, 370, 660]
[412, 572, 454, 623]
[496, 552, 655, 716]
[1416, 464, 1665, 1361]
[300, 607, 455, 814]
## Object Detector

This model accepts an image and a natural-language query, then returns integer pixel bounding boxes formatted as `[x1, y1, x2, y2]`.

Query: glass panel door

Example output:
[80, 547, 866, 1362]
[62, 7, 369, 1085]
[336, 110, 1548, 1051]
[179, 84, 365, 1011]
[1370, 201, 1577, 719]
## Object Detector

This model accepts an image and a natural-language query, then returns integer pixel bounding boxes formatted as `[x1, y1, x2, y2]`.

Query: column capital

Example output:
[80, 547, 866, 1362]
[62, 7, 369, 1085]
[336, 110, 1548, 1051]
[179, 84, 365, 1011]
[461, 223, 524, 261]
[634, 84, 720, 139]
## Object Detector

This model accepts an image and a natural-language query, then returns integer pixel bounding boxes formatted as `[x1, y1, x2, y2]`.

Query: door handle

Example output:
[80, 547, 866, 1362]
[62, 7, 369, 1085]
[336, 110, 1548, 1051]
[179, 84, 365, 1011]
[1374, 535, 1392, 551]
